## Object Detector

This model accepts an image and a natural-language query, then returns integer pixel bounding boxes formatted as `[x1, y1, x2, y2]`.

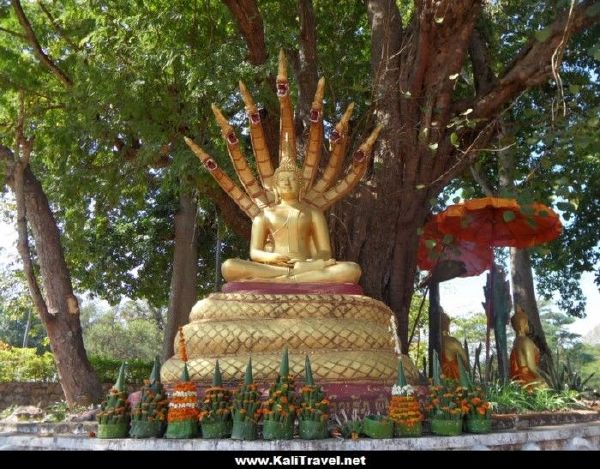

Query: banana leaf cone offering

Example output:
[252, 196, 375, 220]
[389, 360, 422, 437]
[130, 356, 169, 438]
[97, 362, 131, 438]
[199, 360, 233, 439]
[261, 347, 297, 440]
[231, 357, 261, 440]
[297, 355, 329, 439]
[165, 328, 200, 439]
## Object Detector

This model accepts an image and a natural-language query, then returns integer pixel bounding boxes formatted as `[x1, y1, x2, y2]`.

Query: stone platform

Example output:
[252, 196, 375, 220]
[1, 420, 599, 450]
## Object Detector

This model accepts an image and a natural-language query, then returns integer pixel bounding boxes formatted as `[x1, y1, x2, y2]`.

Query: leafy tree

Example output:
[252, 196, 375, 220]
[0, 261, 48, 352]
[80, 298, 164, 362]
[219, 0, 600, 354]
[1, 0, 598, 372]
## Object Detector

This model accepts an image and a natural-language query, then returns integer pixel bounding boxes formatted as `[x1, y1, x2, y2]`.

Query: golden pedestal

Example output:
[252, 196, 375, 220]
[161, 292, 418, 386]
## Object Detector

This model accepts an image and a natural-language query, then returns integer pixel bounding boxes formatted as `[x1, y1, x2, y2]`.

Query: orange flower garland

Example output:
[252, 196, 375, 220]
[167, 381, 200, 423]
[166, 328, 199, 423]
[389, 395, 422, 429]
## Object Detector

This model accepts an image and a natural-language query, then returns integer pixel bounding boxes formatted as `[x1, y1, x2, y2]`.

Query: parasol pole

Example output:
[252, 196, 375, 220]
[428, 281, 442, 378]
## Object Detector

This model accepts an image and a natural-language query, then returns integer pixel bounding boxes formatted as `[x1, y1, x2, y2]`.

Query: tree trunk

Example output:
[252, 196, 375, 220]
[333, 187, 430, 353]
[498, 125, 553, 372]
[20, 165, 102, 406]
[510, 248, 553, 368]
[162, 189, 199, 360]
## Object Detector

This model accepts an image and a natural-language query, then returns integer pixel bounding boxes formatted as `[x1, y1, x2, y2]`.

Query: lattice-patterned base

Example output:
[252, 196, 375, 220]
[161, 293, 418, 385]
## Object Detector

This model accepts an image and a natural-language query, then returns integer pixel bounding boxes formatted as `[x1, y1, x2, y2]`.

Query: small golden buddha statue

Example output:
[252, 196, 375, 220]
[509, 307, 546, 388]
[441, 310, 468, 380]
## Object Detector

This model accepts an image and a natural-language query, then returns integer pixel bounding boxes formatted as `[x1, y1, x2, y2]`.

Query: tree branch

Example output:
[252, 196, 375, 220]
[37, 0, 81, 52]
[3, 97, 50, 319]
[221, 0, 267, 65]
[11, 0, 73, 88]
[470, 164, 494, 196]
[0, 26, 27, 40]
[471, 0, 600, 120]
[222, 0, 278, 164]
[468, 26, 497, 96]
[407, 1, 433, 97]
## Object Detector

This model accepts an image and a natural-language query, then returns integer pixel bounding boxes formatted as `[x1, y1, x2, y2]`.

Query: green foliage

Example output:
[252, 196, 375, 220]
[80, 298, 164, 361]
[88, 356, 152, 385]
[577, 344, 600, 391]
[542, 347, 596, 392]
[406, 292, 430, 366]
[453, 313, 489, 348]
[0, 260, 48, 352]
[43, 401, 70, 423]
[485, 381, 583, 413]
[341, 419, 363, 439]
[0, 346, 57, 382]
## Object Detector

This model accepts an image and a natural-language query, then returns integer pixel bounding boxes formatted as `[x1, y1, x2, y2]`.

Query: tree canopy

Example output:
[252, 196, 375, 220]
[1, 0, 598, 361]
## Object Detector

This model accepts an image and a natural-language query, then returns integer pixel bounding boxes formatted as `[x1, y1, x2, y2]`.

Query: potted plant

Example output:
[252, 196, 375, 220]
[362, 414, 394, 439]
[389, 360, 423, 437]
[457, 355, 493, 433]
[231, 358, 261, 440]
[261, 347, 297, 440]
[199, 360, 233, 438]
[96, 362, 130, 438]
[297, 356, 329, 440]
[341, 419, 363, 440]
[130, 356, 169, 438]
[165, 328, 200, 439]
[463, 386, 492, 433]
[423, 351, 466, 436]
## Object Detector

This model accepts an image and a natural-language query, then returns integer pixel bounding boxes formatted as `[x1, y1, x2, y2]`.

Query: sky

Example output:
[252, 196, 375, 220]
[1, 215, 598, 337]
[439, 268, 600, 337]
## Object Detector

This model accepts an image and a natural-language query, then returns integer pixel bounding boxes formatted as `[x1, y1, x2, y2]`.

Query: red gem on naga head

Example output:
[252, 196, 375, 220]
[204, 158, 218, 171]
[353, 149, 366, 163]
[250, 112, 261, 124]
[331, 129, 342, 143]
[227, 133, 238, 145]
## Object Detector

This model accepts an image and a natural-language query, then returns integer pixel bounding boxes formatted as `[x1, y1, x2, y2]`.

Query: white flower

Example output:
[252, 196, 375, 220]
[391, 384, 415, 396]
[169, 402, 198, 409]
[172, 391, 197, 398]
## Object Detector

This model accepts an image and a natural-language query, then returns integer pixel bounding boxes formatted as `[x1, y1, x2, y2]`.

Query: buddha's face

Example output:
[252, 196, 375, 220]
[276, 170, 300, 198]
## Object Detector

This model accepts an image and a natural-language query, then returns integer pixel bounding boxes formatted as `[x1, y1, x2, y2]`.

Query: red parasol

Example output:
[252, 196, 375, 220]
[416, 215, 493, 377]
[433, 196, 562, 380]
[436, 197, 562, 249]
[417, 215, 493, 279]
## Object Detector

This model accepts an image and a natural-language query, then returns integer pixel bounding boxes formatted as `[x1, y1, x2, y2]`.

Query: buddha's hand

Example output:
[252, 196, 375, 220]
[264, 253, 293, 266]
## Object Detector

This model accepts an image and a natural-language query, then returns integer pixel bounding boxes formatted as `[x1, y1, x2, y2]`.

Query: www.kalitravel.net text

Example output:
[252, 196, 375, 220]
[234, 455, 368, 466]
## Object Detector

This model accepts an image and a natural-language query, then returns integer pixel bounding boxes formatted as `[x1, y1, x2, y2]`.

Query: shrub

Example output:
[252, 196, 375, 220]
[0, 345, 152, 384]
[89, 356, 153, 384]
[0, 346, 57, 382]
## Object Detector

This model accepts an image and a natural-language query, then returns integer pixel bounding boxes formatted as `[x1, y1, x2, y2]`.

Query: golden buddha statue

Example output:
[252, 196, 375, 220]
[220, 135, 362, 284]
[440, 310, 468, 380]
[509, 307, 546, 388]
[162, 50, 418, 417]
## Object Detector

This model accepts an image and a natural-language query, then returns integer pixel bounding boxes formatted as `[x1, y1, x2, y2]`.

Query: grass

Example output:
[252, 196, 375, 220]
[485, 381, 586, 414]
